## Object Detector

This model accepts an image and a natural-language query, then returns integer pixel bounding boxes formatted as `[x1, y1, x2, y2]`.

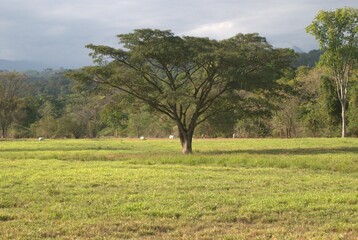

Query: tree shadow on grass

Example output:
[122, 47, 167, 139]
[0, 147, 130, 152]
[1, 146, 358, 157]
[203, 147, 358, 156]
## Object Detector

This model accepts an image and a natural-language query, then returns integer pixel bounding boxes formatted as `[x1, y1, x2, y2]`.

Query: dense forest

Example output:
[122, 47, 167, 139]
[0, 49, 357, 139]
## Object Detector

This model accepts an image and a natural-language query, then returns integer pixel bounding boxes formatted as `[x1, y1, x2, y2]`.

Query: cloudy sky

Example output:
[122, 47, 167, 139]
[0, 0, 357, 68]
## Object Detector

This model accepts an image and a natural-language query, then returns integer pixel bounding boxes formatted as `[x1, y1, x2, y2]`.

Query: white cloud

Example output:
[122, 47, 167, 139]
[184, 21, 235, 39]
[0, 0, 357, 68]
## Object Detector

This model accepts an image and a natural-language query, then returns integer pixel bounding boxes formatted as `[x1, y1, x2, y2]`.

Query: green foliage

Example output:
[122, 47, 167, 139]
[296, 72, 341, 138]
[31, 116, 57, 138]
[14, 97, 41, 128]
[100, 103, 128, 132]
[196, 110, 237, 138]
[348, 83, 358, 136]
[306, 8, 358, 52]
[319, 76, 341, 127]
[70, 29, 294, 153]
[235, 117, 271, 138]
[271, 65, 352, 138]
[292, 50, 322, 68]
[306, 7, 358, 137]
[271, 96, 302, 137]
[0, 71, 26, 137]
[55, 115, 86, 138]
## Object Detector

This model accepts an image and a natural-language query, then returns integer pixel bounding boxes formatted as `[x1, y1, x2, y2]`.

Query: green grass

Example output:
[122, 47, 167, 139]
[0, 138, 357, 239]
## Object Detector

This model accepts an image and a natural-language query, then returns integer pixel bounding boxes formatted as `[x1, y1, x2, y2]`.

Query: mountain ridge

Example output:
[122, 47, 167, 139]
[0, 59, 50, 71]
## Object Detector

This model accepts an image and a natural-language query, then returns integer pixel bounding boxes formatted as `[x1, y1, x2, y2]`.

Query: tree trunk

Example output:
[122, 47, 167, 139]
[1, 124, 6, 138]
[341, 104, 347, 138]
[181, 137, 193, 154]
[178, 127, 194, 154]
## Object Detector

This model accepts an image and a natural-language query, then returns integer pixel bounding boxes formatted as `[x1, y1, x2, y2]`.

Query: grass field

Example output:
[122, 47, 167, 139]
[0, 138, 357, 239]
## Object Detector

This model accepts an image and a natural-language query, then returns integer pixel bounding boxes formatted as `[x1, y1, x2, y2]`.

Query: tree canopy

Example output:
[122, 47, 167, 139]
[0, 72, 26, 138]
[306, 7, 358, 137]
[69, 29, 294, 153]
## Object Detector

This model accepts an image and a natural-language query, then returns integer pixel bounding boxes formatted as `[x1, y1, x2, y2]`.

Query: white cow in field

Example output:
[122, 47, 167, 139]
[38, 137, 45, 141]
[169, 135, 175, 140]
[140, 136, 146, 140]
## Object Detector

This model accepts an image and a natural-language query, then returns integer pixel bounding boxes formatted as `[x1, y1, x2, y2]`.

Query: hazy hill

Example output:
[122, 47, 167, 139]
[1, 49, 323, 72]
[0, 59, 49, 71]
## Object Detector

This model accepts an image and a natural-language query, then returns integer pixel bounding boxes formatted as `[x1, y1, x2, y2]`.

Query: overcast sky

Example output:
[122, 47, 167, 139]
[0, 0, 357, 69]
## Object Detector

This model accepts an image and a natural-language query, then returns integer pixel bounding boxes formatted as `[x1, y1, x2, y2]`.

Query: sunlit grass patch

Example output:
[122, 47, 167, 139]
[0, 138, 357, 239]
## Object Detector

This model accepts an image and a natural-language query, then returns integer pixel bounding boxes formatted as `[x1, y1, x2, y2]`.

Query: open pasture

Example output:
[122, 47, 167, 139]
[0, 138, 357, 239]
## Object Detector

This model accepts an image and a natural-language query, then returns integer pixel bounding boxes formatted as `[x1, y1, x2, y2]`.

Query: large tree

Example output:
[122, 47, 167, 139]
[306, 7, 358, 137]
[0, 71, 26, 138]
[70, 29, 293, 153]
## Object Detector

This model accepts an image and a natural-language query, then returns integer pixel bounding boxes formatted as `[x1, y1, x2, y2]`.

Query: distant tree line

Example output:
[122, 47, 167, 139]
[0, 69, 174, 139]
[292, 50, 322, 68]
[0, 52, 357, 140]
